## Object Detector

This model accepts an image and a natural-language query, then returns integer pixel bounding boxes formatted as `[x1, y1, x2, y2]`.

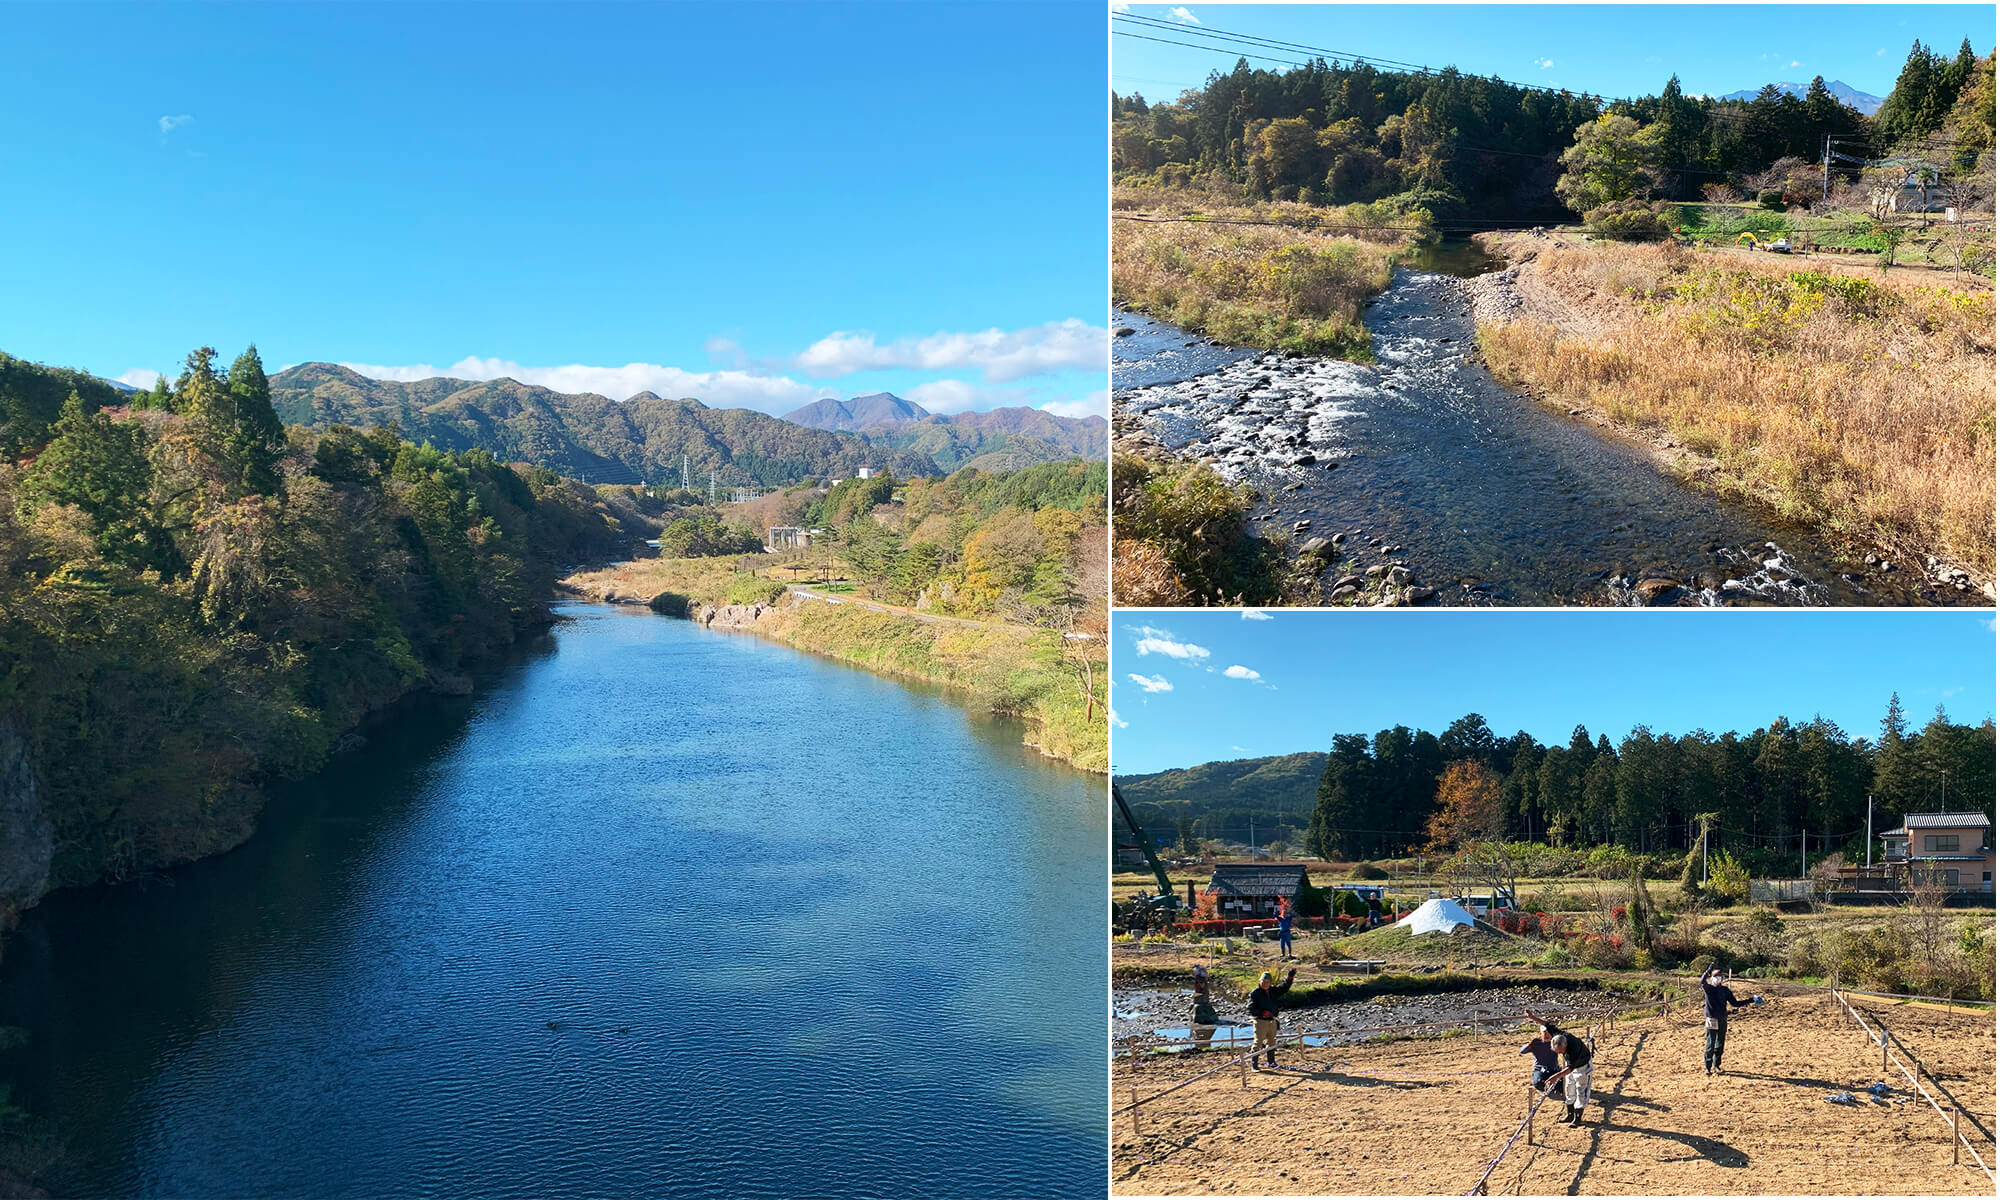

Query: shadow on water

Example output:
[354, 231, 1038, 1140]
[0, 604, 1105, 1199]
[1115, 269, 1965, 607]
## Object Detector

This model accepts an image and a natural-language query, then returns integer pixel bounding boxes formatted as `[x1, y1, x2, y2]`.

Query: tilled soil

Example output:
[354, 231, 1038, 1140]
[1113, 995, 1996, 1195]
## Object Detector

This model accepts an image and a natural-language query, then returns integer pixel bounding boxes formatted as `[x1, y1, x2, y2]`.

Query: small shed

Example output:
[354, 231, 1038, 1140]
[1204, 863, 1313, 919]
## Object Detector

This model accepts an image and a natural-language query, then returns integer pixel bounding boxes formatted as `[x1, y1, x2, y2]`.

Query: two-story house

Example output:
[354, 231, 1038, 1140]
[1880, 812, 1995, 897]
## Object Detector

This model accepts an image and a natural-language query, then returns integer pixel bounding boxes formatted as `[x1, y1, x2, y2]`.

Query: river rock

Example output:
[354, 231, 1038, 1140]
[1365, 564, 1389, 579]
[1331, 574, 1365, 591]
[1293, 520, 1312, 532]
[1299, 537, 1332, 559]
[1113, 326, 1136, 337]
[1329, 584, 1360, 601]
[1330, 532, 1347, 545]
[1387, 566, 1413, 586]
[1633, 577, 1684, 605]
[1402, 586, 1437, 604]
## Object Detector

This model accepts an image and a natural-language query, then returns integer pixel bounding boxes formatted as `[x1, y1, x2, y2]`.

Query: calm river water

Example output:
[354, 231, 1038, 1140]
[0, 604, 1106, 1198]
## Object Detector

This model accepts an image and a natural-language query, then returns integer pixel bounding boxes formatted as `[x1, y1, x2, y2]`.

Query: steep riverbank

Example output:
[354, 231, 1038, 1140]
[560, 562, 1107, 773]
[1470, 231, 1995, 598]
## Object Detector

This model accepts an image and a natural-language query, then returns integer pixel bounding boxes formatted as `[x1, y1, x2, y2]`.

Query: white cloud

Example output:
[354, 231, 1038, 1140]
[1877, 47, 1887, 56]
[904, 378, 1034, 414]
[1535, 58, 1555, 70]
[1789, 60, 1801, 68]
[115, 368, 161, 388]
[1128, 673, 1174, 693]
[158, 114, 192, 134]
[1169, 5, 1200, 24]
[1133, 626, 1210, 661]
[1223, 665, 1261, 680]
[794, 319, 1104, 381]
[1041, 390, 1108, 420]
[1111, 708, 1129, 729]
[1240, 609, 1272, 620]
[337, 356, 835, 414]
[703, 336, 746, 368]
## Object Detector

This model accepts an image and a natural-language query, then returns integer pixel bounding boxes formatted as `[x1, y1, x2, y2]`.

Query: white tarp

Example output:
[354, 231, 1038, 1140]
[1395, 898, 1477, 936]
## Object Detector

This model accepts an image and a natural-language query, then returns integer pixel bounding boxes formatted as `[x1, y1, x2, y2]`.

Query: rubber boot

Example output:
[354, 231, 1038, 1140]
[1572, 1104, 1586, 1125]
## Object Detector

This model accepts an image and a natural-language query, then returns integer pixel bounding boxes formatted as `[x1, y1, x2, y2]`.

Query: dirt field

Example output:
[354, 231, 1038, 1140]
[1112, 992, 1995, 1195]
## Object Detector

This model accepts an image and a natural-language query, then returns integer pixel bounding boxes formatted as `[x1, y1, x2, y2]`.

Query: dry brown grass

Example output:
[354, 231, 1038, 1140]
[1113, 188, 1420, 359]
[1478, 242, 1996, 579]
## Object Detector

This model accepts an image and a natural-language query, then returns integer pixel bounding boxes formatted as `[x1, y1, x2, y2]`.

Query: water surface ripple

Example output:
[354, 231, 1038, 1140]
[0, 604, 1106, 1198]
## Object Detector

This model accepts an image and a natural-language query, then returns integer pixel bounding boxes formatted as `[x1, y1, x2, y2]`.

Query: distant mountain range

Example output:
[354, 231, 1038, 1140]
[267, 368, 1102, 486]
[782, 391, 1106, 473]
[1719, 79, 1884, 115]
[270, 364, 938, 486]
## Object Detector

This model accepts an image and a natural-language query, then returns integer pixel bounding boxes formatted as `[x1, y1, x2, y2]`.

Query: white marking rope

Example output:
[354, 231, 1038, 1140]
[1831, 989, 1994, 1183]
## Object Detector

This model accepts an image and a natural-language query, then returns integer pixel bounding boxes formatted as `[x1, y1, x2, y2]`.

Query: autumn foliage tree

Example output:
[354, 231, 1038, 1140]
[1426, 760, 1507, 850]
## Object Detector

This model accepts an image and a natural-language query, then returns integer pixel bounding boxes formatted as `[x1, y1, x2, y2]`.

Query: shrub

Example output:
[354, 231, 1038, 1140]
[1688, 952, 1718, 978]
[1351, 861, 1388, 881]
[1758, 190, 1786, 211]
[1585, 200, 1669, 241]
[1577, 935, 1634, 970]
[724, 575, 786, 607]
[1787, 934, 1823, 978]
[1538, 944, 1577, 968]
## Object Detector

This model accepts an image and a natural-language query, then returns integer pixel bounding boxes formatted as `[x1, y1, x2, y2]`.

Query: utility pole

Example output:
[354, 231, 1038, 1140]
[709, 470, 716, 505]
[1249, 819, 1256, 862]
[1823, 132, 1832, 201]
[1701, 823, 1709, 883]
[1865, 795, 1873, 870]
[1802, 828, 1807, 878]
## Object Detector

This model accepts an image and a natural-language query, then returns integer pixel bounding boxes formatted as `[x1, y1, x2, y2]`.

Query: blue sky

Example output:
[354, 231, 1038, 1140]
[1111, 611, 1998, 775]
[1114, 4, 1996, 107]
[2, 2, 1106, 418]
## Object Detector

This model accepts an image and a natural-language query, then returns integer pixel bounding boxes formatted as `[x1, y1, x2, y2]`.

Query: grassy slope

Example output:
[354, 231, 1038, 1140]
[1476, 240, 1996, 580]
[1112, 187, 1419, 359]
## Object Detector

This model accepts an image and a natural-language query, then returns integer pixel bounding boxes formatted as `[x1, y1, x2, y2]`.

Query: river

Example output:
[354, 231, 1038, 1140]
[0, 604, 1106, 1198]
[1114, 249, 1960, 606]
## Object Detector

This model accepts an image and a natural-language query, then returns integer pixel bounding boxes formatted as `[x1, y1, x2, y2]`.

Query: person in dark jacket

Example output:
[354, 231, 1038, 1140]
[1248, 967, 1296, 1068]
[1518, 1022, 1561, 1092]
[1700, 967, 1759, 1075]
[1544, 1031, 1594, 1125]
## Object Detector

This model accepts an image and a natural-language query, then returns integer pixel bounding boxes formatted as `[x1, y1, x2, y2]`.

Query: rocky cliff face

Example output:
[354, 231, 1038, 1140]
[0, 721, 52, 912]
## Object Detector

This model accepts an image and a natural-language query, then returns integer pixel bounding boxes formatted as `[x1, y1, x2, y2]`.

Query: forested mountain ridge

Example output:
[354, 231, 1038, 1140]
[1, 345, 655, 916]
[782, 391, 1107, 471]
[1117, 752, 1329, 842]
[270, 363, 940, 486]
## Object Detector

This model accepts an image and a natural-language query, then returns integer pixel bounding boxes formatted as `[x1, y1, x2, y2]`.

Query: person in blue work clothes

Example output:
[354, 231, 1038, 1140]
[1275, 894, 1294, 960]
[1700, 966, 1760, 1075]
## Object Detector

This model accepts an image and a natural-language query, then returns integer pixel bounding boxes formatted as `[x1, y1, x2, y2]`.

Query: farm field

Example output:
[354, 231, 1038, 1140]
[1112, 991, 1995, 1195]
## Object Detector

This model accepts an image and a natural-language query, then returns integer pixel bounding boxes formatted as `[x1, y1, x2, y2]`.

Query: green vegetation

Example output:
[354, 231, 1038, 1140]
[0, 346, 646, 905]
[813, 461, 1108, 625]
[1110, 453, 1296, 606]
[1114, 44, 1988, 216]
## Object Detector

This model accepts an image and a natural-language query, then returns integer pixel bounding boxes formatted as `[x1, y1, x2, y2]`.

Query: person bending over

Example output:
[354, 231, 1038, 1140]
[1544, 1032, 1594, 1125]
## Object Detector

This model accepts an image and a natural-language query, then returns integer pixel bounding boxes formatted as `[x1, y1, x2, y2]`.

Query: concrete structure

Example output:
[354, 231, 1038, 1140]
[1202, 863, 1312, 919]
[767, 525, 809, 551]
[855, 467, 877, 479]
